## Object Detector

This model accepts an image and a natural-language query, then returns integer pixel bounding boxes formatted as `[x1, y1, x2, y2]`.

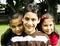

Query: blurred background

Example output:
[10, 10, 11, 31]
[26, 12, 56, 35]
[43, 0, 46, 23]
[0, 0, 60, 46]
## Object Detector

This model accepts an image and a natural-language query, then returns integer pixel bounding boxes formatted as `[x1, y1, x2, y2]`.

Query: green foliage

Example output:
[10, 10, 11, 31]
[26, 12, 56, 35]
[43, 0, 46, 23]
[6, 0, 34, 13]
[0, 3, 6, 10]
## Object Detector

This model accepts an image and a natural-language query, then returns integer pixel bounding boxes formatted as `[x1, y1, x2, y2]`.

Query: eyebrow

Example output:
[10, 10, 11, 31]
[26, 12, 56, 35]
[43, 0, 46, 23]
[18, 23, 23, 26]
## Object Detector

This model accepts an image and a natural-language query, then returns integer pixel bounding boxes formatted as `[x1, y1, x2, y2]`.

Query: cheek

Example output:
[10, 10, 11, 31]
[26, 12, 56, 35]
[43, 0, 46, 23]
[42, 25, 46, 29]
[11, 29, 16, 33]
[34, 21, 39, 25]
[42, 26, 47, 31]
[23, 21, 27, 26]
[33, 22, 38, 27]
[20, 26, 23, 30]
[51, 26, 54, 29]
[51, 26, 54, 32]
[11, 28, 16, 31]
[23, 19, 27, 23]
[34, 22, 37, 25]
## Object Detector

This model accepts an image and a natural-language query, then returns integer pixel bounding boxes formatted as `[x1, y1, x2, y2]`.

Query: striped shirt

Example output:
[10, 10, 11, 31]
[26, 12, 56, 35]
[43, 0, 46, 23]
[10, 30, 50, 46]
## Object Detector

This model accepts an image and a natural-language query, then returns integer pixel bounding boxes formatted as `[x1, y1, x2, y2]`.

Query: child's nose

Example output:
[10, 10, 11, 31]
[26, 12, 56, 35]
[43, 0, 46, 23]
[16, 27, 19, 30]
[28, 20, 32, 25]
[47, 26, 50, 29]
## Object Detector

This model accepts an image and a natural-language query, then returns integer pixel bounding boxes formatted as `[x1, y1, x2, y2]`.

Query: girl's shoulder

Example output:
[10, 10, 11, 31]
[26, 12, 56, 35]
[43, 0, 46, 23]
[1, 28, 12, 45]
[48, 33, 59, 45]
[52, 33, 59, 39]
[37, 31, 48, 36]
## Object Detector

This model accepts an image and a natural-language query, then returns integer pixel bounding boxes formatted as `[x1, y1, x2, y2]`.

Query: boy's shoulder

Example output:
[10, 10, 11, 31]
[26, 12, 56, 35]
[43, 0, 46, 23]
[35, 31, 50, 44]
[34, 30, 49, 39]
[34, 30, 48, 36]
[1, 28, 12, 45]
[1, 28, 12, 37]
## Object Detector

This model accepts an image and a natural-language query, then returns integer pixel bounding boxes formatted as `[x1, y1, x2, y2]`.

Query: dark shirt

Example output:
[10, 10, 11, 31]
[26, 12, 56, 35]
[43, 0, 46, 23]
[1, 29, 50, 46]
[1, 28, 20, 46]
[11, 30, 50, 46]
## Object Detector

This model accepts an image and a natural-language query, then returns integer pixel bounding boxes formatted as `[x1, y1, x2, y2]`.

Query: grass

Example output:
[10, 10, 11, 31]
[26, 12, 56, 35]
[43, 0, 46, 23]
[55, 24, 60, 35]
[0, 24, 9, 46]
[55, 24, 60, 46]
[0, 24, 9, 38]
[0, 24, 60, 46]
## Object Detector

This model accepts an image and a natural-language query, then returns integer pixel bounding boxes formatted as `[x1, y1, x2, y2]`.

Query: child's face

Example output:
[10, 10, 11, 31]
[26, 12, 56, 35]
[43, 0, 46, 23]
[42, 19, 54, 35]
[22, 12, 40, 34]
[10, 17, 23, 35]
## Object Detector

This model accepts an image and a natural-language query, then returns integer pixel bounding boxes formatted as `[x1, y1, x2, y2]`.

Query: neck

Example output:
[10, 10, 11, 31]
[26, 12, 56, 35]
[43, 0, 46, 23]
[25, 30, 35, 35]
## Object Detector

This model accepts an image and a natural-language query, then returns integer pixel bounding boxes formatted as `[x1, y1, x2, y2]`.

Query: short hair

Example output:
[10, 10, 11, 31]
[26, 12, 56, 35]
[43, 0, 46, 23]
[8, 12, 22, 23]
[23, 3, 41, 19]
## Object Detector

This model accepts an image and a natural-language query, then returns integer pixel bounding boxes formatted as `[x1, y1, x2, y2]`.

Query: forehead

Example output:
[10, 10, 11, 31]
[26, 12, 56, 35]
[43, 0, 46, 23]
[43, 19, 54, 24]
[10, 17, 22, 25]
[24, 12, 38, 19]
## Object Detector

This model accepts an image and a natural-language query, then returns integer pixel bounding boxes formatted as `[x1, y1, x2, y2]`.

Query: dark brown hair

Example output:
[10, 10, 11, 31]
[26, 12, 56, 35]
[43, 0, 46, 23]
[23, 3, 41, 19]
[8, 12, 23, 24]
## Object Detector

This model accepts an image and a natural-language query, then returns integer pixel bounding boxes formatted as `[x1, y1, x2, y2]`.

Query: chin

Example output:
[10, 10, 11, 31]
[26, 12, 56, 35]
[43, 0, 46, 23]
[27, 30, 31, 31]
[47, 33, 51, 35]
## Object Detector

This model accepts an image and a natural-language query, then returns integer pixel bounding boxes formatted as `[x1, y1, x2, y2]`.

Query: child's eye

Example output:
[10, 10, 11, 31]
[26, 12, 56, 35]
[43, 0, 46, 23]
[44, 25, 47, 26]
[32, 19, 36, 21]
[25, 17, 29, 21]
[50, 24, 52, 26]
[11, 26, 16, 28]
[18, 24, 22, 27]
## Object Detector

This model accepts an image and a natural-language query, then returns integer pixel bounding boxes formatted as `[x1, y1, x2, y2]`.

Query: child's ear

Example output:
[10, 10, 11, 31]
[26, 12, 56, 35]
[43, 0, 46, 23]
[22, 18, 24, 22]
[37, 18, 40, 24]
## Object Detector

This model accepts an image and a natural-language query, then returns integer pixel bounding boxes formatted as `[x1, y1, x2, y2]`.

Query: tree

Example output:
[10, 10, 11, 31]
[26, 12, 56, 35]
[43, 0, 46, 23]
[6, 0, 34, 14]
[45, 0, 58, 15]
[45, 0, 59, 23]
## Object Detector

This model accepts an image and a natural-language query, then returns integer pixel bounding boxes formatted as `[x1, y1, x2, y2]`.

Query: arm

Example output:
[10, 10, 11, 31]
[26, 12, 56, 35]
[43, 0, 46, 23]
[1, 28, 12, 45]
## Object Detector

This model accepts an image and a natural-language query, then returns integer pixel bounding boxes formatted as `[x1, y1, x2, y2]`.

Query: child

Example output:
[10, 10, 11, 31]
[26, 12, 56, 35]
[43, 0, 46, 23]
[37, 13, 59, 46]
[10, 3, 50, 46]
[1, 13, 24, 46]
